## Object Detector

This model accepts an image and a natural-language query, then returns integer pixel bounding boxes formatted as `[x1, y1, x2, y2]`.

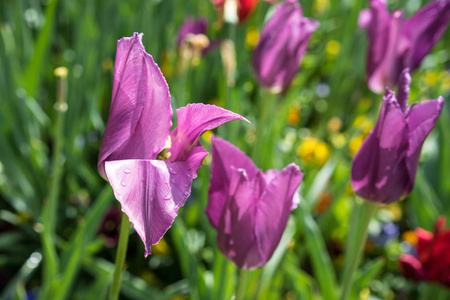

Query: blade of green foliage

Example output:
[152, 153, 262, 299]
[297, 204, 338, 300]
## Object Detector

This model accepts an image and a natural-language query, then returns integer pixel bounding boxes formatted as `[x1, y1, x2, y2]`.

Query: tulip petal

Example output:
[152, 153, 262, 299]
[254, 164, 303, 263]
[396, 68, 411, 112]
[398, 254, 426, 281]
[366, 0, 392, 93]
[169, 104, 248, 175]
[206, 137, 258, 229]
[406, 97, 444, 187]
[98, 33, 172, 179]
[403, 0, 450, 71]
[352, 93, 410, 203]
[217, 167, 263, 269]
[358, 9, 372, 28]
[105, 159, 193, 257]
[252, 0, 318, 92]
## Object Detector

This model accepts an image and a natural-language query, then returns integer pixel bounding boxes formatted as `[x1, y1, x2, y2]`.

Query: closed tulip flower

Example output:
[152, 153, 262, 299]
[351, 69, 444, 204]
[252, 0, 318, 93]
[399, 217, 450, 288]
[206, 137, 303, 269]
[360, 0, 450, 93]
[98, 33, 247, 256]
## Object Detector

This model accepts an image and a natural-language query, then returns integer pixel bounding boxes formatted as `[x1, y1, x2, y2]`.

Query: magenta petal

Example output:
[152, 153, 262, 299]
[255, 164, 303, 263]
[366, 0, 391, 93]
[104, 159, 193, 257]
[252, 0, 318, 92]
[352, 93, 409, 204]
[358, 9, 372, 28]
[217, 168, 263, 270]
[169, 104, 248, 173]
[206, 137, 259, 229]
[403, 0, 450, 71]
[396, 68, 411, 112]
[405, 97, 444, 183]
[98, 33, 172, 179]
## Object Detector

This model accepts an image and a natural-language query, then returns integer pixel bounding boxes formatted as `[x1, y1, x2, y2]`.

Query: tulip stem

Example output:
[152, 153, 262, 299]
[40, 70, 68, 290]
[235, 269, 250, 300]
[108, 212, 131, 300]
[339, 200, 377, 300]
[252, 91, 277, 168]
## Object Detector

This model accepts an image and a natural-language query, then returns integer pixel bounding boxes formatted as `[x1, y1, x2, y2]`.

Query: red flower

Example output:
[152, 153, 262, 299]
[211, 0, 261, 23]
[399, 217, 450, 288]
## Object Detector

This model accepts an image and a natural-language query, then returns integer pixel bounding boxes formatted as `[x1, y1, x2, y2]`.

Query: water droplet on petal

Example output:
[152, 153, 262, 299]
[168, 168, 178, 175]
[163, 193, 172, 200]
[187, 174, 191, 179]
[117, 191, 121, 195]
[184, 191, 189, 196]
[121, 181, 126, 187]
[171, 179, 176, 184]
[123, 168, 131, 174]
[140, 177, 145, 182]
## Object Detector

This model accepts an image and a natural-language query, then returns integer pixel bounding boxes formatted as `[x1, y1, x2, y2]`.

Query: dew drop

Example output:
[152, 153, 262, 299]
[117, 191, 121, 195]
[171, 179, 176, 184]
[140, 177, 145, 182]
[123, 168, 131, 174]
[121, 181, 126, 187]
[187, 174, 191, 179]
[184, 191, 189, 196]
[163, 193, 172, 200]
[168, 168, 178, 175]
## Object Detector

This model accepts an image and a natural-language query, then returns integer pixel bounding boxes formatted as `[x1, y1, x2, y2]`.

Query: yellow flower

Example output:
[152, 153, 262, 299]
[402, 231, 418, 246]
[151, 238, 171, 256]
[54, 66, 69, 78]
[326, 40, 340, 58]
[348, 135, 364, 157]
[287, 107, 301, 126]
[314, 142, 330, 167]
[246, 26, 260, 50]
[202, 130, 213, 144]
[297, 137, 330, 167]
[423, 70, 439, 87]
[331, 133, 346, 149]
[313, 0, 329, 16]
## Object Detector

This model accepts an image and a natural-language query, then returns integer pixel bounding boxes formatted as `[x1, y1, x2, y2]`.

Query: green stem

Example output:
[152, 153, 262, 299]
[217, 255, 228, 300]
[252, 91, 277, 167]
[108, 212, 131, 300]
[40, 71, 68, 288]
[339, 201, 377, 300]
[235, 269, 250, 300]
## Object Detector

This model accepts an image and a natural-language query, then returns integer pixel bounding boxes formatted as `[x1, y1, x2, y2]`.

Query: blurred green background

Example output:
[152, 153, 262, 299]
[1, 0, 449, 299]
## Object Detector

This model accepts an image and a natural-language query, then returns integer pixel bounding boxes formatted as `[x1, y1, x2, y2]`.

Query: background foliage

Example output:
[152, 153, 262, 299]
[0, 0, 449, 299]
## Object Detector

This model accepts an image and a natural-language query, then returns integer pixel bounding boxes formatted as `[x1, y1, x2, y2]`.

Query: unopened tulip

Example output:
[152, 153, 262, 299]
[360, 0, 450, 93]
[351, 69, 443, 204]
[252, 0, 318, 93]
[206, 137, 303, 269]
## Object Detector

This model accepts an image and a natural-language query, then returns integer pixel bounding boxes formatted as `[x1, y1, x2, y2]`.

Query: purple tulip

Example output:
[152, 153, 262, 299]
[98, 33, 247, 257]
[360, 0, 450, 93]
[206, 137, 303, 269]
[176, 18, 208, 49]
[252, 0, 318, 93]
[351, 69, 444, 204]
